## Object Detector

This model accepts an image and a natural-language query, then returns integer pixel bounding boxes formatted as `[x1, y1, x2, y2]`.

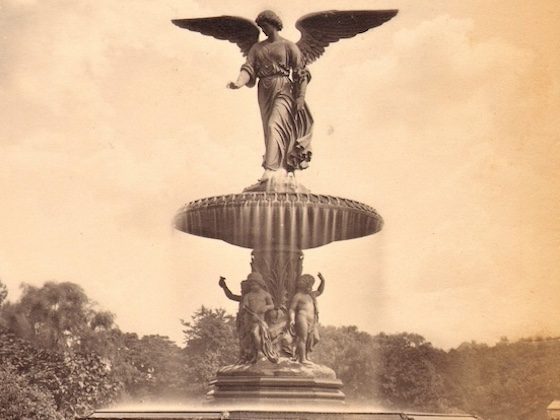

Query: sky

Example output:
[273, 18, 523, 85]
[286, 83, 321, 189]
[0, 0, 559, 350]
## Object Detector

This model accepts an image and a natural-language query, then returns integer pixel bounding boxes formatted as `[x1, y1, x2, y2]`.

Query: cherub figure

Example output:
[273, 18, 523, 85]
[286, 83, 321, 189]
[238, 272, 279, 363]
[218, 276, 252, 363]
[289, 272, 325, 364]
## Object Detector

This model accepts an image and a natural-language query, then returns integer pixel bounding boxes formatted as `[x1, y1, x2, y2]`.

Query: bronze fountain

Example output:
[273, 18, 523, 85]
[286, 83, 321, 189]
[84, 8, 482, 420]
[172, 9, 394, 405]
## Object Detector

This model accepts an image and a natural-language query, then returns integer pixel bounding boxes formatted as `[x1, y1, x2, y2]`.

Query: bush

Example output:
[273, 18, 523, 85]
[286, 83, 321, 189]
[0, 365, 63, 420]
[0, 332, 121, 419]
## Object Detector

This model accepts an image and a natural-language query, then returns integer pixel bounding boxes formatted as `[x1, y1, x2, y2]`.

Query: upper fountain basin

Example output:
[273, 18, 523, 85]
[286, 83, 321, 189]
[174, 192, 383, 250]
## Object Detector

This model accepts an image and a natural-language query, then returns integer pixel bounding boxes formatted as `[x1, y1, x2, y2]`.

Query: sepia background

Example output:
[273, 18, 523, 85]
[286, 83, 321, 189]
[1, 0, 559, 351]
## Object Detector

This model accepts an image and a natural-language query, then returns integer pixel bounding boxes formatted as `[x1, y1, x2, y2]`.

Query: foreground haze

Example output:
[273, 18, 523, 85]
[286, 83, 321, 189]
[1, 0, 559, 349]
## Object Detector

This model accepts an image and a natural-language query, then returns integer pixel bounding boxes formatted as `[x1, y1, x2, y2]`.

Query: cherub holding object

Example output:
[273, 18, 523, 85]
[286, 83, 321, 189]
[239, 272, 279, 363]
[219, 276, 252, 363]
[289, 272, 325, 364]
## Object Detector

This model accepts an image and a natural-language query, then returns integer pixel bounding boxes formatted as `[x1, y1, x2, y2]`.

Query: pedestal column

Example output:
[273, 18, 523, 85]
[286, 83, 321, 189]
[251, 247, 303, 310]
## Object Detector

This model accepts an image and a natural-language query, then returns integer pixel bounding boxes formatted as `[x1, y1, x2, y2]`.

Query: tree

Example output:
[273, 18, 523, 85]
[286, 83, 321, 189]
[447, 337, 560, 420]
[373, 332, 448, 411]
[0, 278, 7, 307]
[313, 327, 449, 410]
[0, 364, 63, 420]
[0, 330, 121, 419]
[3, 281, 115, 352]
[113, 333, 189, 400]
[313, 325, 380, 401]
[0, 278, 9, 331]
[181, 306, 238, 394]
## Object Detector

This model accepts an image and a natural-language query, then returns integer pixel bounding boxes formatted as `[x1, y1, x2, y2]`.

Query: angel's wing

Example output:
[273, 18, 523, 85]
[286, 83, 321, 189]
[295, 10, 398, 65]
[171, 16, 260, 57]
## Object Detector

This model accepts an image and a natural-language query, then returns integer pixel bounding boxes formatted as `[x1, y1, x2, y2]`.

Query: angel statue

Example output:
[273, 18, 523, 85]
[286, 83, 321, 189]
[172, 10, 398, 189]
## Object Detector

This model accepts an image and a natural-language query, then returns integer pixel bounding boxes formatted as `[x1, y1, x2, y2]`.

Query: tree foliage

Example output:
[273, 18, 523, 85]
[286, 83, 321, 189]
[2, 281, 115, 352]
[313, 327, 447, 411]
[446, 337, 560, 420]
[373, 332, 448, 411]
[309, 326, 560, 419]
[0, 364, 63, 420]
[114, 333, 189, 399]
[0, 278, 7, 307]
[0, 281, 123, 418]
[181, 306, 238, 393]
[1, 279, 559, 420]
[0, 332, 121, 419]
[314, 325, 380, 400]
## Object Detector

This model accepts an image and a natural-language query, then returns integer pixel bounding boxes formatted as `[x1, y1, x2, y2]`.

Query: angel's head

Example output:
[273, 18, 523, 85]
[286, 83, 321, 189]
[255, 10, 283, 35]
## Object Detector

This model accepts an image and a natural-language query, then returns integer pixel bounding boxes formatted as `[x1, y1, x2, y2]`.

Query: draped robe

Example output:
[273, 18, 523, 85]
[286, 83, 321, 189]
[241, 39, 314, 172]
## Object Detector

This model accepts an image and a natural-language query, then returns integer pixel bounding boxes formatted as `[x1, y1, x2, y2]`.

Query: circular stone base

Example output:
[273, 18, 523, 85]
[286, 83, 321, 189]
[208, 357, 345, 404]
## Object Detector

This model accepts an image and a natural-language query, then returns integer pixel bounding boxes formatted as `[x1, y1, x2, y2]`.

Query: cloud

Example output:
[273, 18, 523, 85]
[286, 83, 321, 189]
[304, 13, 559, 346]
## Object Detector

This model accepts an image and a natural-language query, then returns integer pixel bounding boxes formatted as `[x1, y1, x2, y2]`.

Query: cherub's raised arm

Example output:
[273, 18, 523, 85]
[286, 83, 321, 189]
[315, 272, 326, 297]
[218, 276, 241, 302]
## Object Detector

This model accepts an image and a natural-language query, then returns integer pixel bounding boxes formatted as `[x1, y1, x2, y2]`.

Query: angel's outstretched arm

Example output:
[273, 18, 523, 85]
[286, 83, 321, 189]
[227, 70, 251, 89]
[228, 46, 257, 89]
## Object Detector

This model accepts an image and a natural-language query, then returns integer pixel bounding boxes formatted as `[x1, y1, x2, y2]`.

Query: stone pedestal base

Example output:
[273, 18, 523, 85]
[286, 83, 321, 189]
[208, 375, 344, 404]
[208, 357, 345, 405]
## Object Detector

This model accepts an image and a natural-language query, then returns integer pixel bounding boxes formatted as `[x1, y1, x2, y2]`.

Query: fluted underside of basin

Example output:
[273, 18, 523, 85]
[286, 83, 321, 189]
[174, 192, 383, 250]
